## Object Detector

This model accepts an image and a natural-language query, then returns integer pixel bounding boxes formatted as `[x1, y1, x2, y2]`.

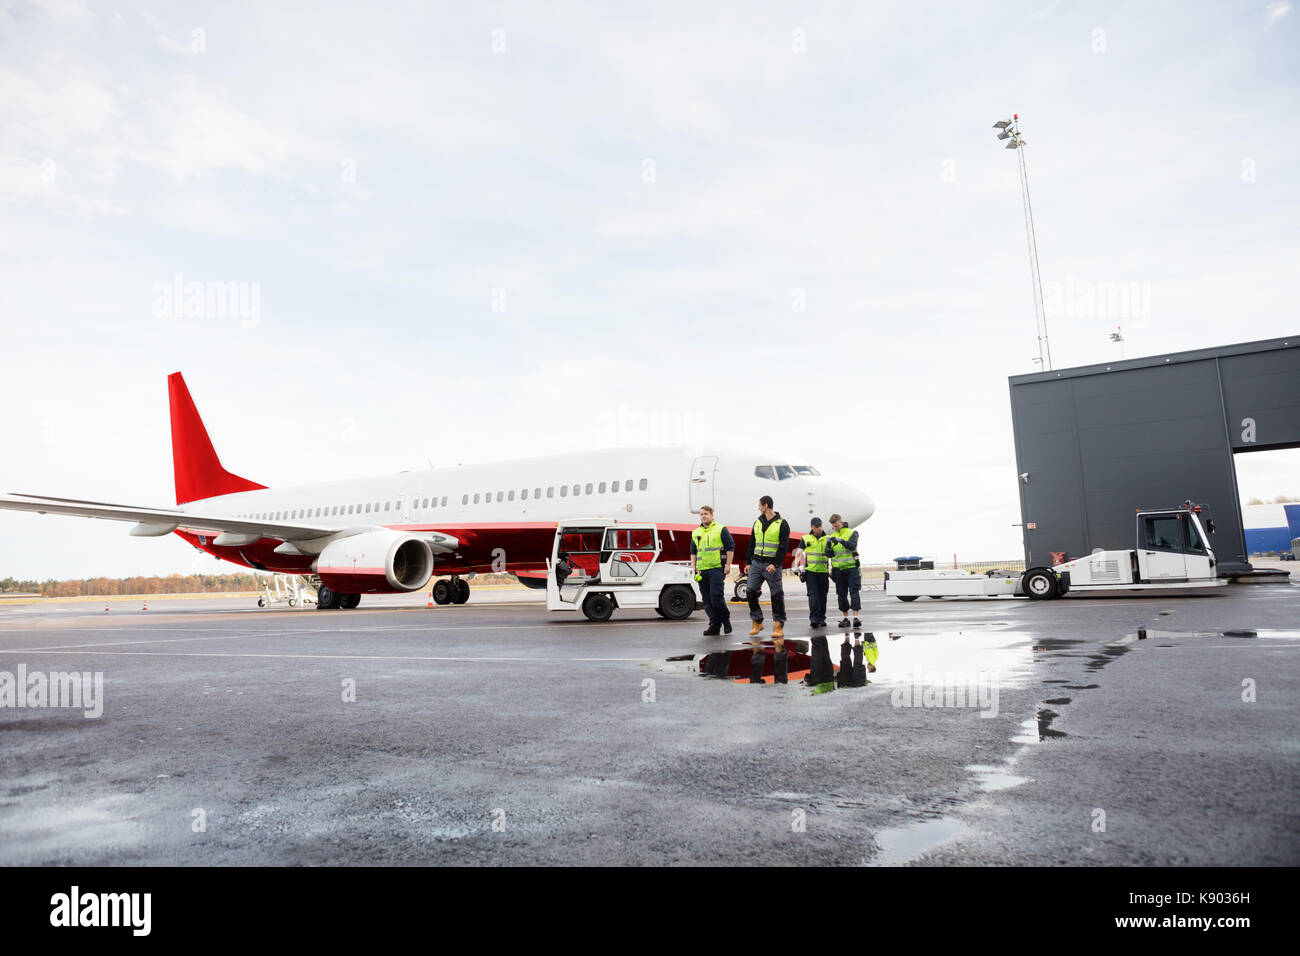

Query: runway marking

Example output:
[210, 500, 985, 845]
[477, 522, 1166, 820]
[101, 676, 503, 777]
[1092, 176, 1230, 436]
[0, 649, 658, 664]
[0, 619, 675, 653]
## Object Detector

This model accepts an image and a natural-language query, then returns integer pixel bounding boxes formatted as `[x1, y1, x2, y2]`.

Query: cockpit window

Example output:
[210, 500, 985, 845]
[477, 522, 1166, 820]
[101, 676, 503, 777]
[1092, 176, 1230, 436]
[793, 465, 820, 476]
[754, 465, 776, 480]
[775, 465, 795, 481]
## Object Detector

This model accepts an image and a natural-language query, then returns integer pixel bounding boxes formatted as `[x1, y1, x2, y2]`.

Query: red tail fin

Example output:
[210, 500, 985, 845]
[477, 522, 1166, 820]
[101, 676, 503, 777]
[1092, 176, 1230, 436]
[168, 372, 266, 504]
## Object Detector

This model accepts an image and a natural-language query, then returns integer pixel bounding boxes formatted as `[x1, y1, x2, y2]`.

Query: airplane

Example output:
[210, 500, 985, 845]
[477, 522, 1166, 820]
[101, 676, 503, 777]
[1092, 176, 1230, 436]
[0, 373, 875, 610]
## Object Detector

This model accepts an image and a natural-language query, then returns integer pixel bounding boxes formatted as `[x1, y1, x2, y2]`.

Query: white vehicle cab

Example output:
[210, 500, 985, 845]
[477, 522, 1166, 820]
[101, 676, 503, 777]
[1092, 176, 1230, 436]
[545, 520, 701, 622]
[886, 501, 1228, 601]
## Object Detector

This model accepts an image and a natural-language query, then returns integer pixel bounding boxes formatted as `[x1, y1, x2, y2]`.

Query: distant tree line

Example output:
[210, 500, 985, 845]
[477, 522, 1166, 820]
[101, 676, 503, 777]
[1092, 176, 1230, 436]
[1246, 496, 1298, 505]
[0, 573, 265, 597]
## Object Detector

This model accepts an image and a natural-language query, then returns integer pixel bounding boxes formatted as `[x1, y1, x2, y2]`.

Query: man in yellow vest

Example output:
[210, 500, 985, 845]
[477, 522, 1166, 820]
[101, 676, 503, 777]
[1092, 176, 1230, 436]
[743, 495, 789, 638]
[793, 517, 830, 628]
[828, 513, 862, 629]
[690, 505, 734, 636]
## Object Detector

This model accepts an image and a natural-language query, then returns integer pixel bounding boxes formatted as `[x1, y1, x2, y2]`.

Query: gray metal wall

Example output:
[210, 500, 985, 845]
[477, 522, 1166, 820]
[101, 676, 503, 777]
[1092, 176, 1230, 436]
[1008, 336, 1300, 575]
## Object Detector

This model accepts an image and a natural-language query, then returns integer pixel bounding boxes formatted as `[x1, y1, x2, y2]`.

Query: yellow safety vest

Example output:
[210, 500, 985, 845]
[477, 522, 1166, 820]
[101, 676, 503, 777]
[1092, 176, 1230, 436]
[801, 533, 829, 573]
[752, 517, 783, 560]
[692, 522, 725, 571]
[830, 527, 858, 570]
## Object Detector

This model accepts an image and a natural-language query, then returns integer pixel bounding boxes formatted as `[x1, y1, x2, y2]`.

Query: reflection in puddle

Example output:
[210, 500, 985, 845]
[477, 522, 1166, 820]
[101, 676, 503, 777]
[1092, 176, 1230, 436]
[870, 816, 971, 865]
[966, 764, 1030, 792]
[1012, 708, 1067, 743]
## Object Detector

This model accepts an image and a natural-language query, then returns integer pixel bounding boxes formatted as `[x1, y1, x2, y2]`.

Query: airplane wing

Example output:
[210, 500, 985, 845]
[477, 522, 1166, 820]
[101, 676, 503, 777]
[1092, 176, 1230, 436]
[0, 493, 460, 554]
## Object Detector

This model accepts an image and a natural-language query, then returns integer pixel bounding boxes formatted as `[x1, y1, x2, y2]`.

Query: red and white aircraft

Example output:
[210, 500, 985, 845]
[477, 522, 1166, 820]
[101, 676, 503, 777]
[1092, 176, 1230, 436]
[0, 373, 874, 609]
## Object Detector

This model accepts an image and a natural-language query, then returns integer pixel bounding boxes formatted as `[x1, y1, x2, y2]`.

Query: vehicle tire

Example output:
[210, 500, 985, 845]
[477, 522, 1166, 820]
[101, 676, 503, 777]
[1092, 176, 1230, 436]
[317, 585, 339, 610]
[896, 595, 918, 602]
[654, 608, 667, 618]
[431, 580, 451, 605]
[928, 596, 942, 600]
[582, 593, 615, 622]
[733, 579, 748, 602]
[1021, 568, 1059, 600]
[257, 597, 266, 607]
[452, 579, 470, 604]
[339, 593, 361, 609]
[659, 584, 694, 620]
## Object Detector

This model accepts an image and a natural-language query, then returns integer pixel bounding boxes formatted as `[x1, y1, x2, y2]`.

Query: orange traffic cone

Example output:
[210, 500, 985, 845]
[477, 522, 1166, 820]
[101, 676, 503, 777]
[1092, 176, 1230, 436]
[142, 601, 148, 611]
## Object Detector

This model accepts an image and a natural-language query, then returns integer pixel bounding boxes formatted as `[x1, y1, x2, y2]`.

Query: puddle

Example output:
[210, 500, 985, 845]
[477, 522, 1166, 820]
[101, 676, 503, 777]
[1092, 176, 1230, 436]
[870, 816, 972, 865]
[966, 764, 1030, 792]
[1012, 707, 1067, 743]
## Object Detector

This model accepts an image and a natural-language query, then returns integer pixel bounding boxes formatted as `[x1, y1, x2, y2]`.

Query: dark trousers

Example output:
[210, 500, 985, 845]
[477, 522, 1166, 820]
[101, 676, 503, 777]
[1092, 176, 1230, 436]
[699, 567, 730, 628]
[805, 571, 829, 624]
[832, 566, 861, 614]
[746, 563, 786, 624]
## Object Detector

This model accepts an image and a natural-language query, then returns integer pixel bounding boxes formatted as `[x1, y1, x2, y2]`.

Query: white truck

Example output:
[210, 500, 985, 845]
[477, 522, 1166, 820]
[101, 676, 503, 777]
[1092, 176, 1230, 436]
[544, 520, 701, 621]
[886, 501, 1228, 601]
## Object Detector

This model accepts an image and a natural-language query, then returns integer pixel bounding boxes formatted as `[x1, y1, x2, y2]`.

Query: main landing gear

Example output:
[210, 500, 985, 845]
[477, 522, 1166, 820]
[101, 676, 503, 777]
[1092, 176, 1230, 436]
[429, 577, 470, 606]
[316, 584, 362, 610]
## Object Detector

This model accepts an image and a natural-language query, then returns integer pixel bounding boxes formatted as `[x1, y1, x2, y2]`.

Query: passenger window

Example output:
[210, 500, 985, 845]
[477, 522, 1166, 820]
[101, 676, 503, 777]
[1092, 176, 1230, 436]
[441, 497, 447, 507]
[521, 489, 528, 500]
[1183, 515, 1206, 553]
[585, 483, 593, 495]
[473, 494, 480, 504]
[573, 484, 580, 496]
[547, 487, 555, 498]
[611, 480, 620, 493]
[508, 490, 515, 501]
[754, 466, 776, 480]
[462, 495, 469, 505]
[560, 486, 568, 497]
[533, 488, 541, 499]
[775, 465, 794, 480]
[639, 478, 648, 491]
[497, 492, 504, 503]
[599, 482, 607, 494]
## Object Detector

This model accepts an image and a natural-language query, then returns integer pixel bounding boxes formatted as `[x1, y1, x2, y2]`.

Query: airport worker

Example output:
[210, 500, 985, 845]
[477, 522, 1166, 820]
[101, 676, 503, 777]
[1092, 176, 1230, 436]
[793, 517, 830, 628]
[828, 513, 862, 629]
[691, 505, 734, 636]
[743, 495, 789, 639]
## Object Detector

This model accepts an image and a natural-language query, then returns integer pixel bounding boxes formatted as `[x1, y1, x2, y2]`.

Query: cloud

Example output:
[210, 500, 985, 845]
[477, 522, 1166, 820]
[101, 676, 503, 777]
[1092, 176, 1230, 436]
[1266, 2, 1290, 26]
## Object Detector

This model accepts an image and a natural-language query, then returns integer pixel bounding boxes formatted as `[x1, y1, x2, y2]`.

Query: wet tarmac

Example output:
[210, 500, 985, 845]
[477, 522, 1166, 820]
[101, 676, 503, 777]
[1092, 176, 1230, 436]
[0, 584, 1297, 865]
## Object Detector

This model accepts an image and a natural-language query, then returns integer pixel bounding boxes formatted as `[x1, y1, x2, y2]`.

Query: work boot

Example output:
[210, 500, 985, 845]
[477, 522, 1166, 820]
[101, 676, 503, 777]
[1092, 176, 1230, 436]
[838, 618, 851, 629]
[749, 620, 763, 636]
[703, 626, 720, 636]
[722, 620, 733, 635]
[773, 621, 784, 639]
[853, 617, 862, 630]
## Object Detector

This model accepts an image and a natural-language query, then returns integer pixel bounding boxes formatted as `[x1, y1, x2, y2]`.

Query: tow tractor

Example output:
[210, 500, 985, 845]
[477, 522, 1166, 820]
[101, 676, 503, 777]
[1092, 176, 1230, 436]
[886, 501, 1229, 601]
[545, 520, 701, 622]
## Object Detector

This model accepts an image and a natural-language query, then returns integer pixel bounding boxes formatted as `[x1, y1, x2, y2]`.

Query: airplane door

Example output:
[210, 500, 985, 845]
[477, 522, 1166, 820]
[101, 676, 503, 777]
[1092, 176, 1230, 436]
[689, 456, 717, 512]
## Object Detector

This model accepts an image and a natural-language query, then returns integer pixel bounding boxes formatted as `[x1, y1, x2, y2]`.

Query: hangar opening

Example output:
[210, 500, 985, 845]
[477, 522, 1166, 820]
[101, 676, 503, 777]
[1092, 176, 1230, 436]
[1008, 335, 1300, 576]
[1235, 448, 1300, 558]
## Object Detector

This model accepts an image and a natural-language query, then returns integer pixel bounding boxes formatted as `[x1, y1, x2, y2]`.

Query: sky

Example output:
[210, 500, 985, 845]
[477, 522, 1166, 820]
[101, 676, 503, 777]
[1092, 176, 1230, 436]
[1, 0, 1297, 579]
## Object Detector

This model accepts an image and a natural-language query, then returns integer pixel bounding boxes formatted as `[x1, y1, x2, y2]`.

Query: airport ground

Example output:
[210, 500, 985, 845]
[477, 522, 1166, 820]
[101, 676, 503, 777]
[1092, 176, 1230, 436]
[0, 574, 1296, 866]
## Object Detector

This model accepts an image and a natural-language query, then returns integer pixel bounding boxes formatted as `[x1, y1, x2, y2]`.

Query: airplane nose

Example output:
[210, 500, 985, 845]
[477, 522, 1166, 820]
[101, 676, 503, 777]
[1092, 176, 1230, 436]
[825, 481, 874, 526]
